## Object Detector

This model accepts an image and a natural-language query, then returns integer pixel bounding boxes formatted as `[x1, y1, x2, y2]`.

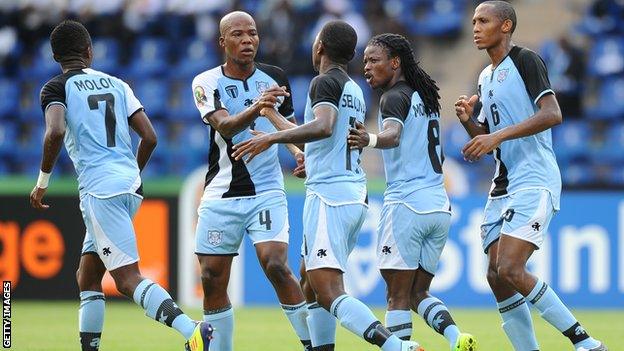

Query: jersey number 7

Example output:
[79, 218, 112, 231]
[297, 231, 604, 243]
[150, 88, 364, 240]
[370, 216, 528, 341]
[88, 93, 117, 147]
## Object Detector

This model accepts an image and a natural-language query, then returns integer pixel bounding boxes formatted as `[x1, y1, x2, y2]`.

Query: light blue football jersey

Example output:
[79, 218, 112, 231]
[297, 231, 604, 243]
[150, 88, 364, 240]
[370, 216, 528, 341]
[303, 67, 367, 205]
[192, 63, 294, 200]
[378, 81, 449, 213]
[40, 68, 143, 198]
[476, 46, 561, 209]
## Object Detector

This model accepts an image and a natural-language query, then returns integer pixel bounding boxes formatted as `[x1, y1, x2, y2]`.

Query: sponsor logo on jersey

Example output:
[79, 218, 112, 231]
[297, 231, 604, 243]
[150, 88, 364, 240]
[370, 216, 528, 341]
[225, 85, 238, 98]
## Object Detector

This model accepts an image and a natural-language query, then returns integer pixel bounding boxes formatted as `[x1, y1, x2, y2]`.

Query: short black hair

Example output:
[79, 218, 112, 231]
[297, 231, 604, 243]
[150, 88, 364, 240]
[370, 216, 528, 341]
[319, 20, 357, 64]
[50, 20, 92, 61]
[482, 1, 517, 33]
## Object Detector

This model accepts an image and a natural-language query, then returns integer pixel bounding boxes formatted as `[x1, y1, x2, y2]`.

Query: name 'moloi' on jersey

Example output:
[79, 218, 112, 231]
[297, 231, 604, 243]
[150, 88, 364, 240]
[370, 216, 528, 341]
[73, 77, 116, 92]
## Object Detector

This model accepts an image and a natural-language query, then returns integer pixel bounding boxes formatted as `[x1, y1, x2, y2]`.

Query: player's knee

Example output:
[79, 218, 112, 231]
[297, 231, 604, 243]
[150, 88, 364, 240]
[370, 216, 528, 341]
[486, 265, 500, 288]
[496, 260, 522, 287]
[263, 258, 291, 283]
[76, 267, 101, 292]
[199, 266, 228, 295]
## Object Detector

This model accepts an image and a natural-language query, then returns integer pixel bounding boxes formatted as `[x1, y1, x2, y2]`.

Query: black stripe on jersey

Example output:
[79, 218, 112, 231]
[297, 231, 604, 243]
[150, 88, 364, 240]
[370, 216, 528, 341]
[509, 46, 554, 103]
[256, 62, 295, 118]
[204, 128, 220, 188]
[223, 138, 256, 198]
[309, 67, 349, 108]
[40, 69, 85, 113]
[490, 147, 509, 197]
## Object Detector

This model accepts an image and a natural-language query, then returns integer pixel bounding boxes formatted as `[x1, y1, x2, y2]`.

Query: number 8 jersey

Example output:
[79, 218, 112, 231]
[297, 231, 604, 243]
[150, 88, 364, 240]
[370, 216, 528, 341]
[378, 81, 449, 213]
[476, 46, 561, 209]
[40, 68, 143, 198]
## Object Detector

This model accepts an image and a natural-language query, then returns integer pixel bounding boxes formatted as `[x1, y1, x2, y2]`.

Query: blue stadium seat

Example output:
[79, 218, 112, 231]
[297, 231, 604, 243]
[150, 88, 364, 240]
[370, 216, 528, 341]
[402, 0, 464, 37]
[603, 121, 624, 162]
[560, 161, 597, 186]
[91, 38, 121, 75]
[443, 122, 470, 160]
[134, 79, 168, 118]
[608, 164, 624, 186]
[19, 81, 46, 121]
[289, 75, 312, 120]
[587, 36, 624, 77]
[127, 37, 170, 77]
[173, 39, 219, 79]
[19, 40, 58, 80]
[585, 76, 624, 119]
[167, 80, 198, 121]
[0, 79, 20, 118]
[0, 121, 17, 155]
[140, 120, 170, 178]
[552, 121, 591, 162]
[168, 122, 208, 175]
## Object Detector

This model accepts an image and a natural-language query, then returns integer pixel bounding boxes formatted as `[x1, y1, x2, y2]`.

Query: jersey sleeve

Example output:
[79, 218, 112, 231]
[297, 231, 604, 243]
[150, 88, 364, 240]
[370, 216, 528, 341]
[256, 63, 295, 119]
[192, 73, 225, 124]
[309, 74, 342, 110]
[380, 89, 411, 126]
[121, 81, 144, 118]
[514, 48, 554, 104]
[40, 76, 67, 113]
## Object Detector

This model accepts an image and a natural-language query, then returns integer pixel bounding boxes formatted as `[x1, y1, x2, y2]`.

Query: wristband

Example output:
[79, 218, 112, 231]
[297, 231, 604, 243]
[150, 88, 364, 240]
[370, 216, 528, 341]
[36, 170, 51, 189]
[367, 133, 378, 148]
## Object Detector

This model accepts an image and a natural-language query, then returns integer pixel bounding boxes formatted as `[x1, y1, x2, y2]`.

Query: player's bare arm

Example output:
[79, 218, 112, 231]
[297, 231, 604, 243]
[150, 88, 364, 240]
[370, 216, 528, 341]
[455, 94, 488, 138]
[348, 120, 402, 150]
[30, 104, 66, 210]
[128, 109, 157, 172]
[462, 94, 562, 162]
[207, 86, 289, 138]
[261, 107, 305, 152]
[232, 104, 336, 163]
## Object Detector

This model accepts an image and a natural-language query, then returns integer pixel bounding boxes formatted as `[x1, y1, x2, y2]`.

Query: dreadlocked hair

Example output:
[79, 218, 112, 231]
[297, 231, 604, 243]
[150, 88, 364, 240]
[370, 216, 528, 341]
[368, 33, 441, 116]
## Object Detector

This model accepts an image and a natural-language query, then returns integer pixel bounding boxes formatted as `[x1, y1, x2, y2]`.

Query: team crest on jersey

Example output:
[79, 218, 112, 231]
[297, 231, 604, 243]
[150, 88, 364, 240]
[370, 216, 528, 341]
[256, 81, 269, 93]
[225, 85, 238, 98]
[207, 230, 223, 246]
[497, 68, 509, 82]
[194, 86, 207, 106]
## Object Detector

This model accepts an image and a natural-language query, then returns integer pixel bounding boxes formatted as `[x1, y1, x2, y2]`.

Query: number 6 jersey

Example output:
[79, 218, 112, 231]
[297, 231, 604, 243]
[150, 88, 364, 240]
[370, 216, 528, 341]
[40, 68, 143, 198]
[476, 46, 561, 209]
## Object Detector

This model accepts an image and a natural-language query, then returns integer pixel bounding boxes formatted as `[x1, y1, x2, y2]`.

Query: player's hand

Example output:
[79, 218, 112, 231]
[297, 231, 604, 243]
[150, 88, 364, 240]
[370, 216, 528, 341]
[292, 152, 306, 178]
[232, 130, 275, 163]
[254, 86, 289, 112]
[30, 186, 49, 210]
[455, 94, 479, 123]
[347, 121, 368, 149]
[462, 132, 502, 162]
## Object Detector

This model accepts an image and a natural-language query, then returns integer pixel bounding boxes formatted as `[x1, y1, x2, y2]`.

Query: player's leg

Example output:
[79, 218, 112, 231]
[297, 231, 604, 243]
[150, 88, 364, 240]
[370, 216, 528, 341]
[301, 259, 336, 351]
[195, 197, 246, 351]
[497, 190, 604, 350]
[481, 197, 539, 351]
[76, 251, 106, 351]
[247, 193, 311, 349]
[304, 197, 417, 351]
[410, 212, 473, 351]
[377, 203, 415, 341]
[83, 194, 210, 349]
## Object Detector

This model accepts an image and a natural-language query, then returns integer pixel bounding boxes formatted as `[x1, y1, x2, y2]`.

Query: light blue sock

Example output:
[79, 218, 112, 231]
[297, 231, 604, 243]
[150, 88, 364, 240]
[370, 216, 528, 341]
[79, 291, 105, 351]
[282, 301, 311, 349]
[497, 293, 539, 350]
[132, 279, 196, 339]
[526, 280, 599, 349]
[385, 310, 412, 341]
[330, 294, 402, 350]
[416, 297, 460, 347]
[204, 305, 234, 351]
[306, 302, 336, 348]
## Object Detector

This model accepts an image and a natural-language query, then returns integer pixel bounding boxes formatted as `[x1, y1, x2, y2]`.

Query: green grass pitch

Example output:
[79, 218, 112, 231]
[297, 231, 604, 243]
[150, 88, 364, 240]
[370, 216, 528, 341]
[11, 301, 622, 350]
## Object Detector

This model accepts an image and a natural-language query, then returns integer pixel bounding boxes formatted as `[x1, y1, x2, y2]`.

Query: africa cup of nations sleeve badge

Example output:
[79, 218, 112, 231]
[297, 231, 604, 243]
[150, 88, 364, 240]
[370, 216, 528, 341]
[194, 86, 207, 107]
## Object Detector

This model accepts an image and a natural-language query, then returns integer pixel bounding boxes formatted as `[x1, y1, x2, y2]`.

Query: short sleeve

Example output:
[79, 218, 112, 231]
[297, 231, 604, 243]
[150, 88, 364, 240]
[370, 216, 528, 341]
[309, 74, 342, 110]
[40, 77, 66, 113]
[192, 72, 225, 124]
[380, 89, 411, 125]
[512, 47, 554, 104]
[121, 81, 144, 118]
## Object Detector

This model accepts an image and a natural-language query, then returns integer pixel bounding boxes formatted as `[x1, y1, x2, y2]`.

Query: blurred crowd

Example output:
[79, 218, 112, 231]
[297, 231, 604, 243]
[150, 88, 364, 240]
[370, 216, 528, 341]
[0, 0, 622, 189]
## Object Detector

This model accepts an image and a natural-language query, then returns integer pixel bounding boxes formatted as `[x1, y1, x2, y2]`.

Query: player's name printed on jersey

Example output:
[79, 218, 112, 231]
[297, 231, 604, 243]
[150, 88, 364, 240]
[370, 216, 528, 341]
[341, 93, 365, 113]
[73, 77, 116, 92]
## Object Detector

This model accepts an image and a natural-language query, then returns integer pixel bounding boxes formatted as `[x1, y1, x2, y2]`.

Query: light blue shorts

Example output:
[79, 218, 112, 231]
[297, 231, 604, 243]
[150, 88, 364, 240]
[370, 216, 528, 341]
[481, 189, 555, 253]
[302, 194, 367, 272]
[80, 193, 142, 270]
[195, 192, 289, 255]
[377, 203, 450, 274]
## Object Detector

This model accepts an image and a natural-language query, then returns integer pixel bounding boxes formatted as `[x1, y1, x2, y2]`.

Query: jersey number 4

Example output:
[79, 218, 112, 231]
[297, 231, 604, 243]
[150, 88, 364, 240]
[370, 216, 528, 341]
[88, 93, 117, 147]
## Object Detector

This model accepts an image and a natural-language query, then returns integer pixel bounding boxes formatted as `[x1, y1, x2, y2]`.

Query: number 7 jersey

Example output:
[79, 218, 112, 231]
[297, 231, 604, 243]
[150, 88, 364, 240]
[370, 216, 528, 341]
[40, 68, 143, 198]
[476, 46, 561, 209]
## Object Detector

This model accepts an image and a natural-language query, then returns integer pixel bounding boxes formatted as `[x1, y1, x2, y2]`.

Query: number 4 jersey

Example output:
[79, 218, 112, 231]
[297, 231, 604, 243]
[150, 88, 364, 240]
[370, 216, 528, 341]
[476, 46, 562, 210]
[40, 68, 143, 198]
[378, 81, 449, 213]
